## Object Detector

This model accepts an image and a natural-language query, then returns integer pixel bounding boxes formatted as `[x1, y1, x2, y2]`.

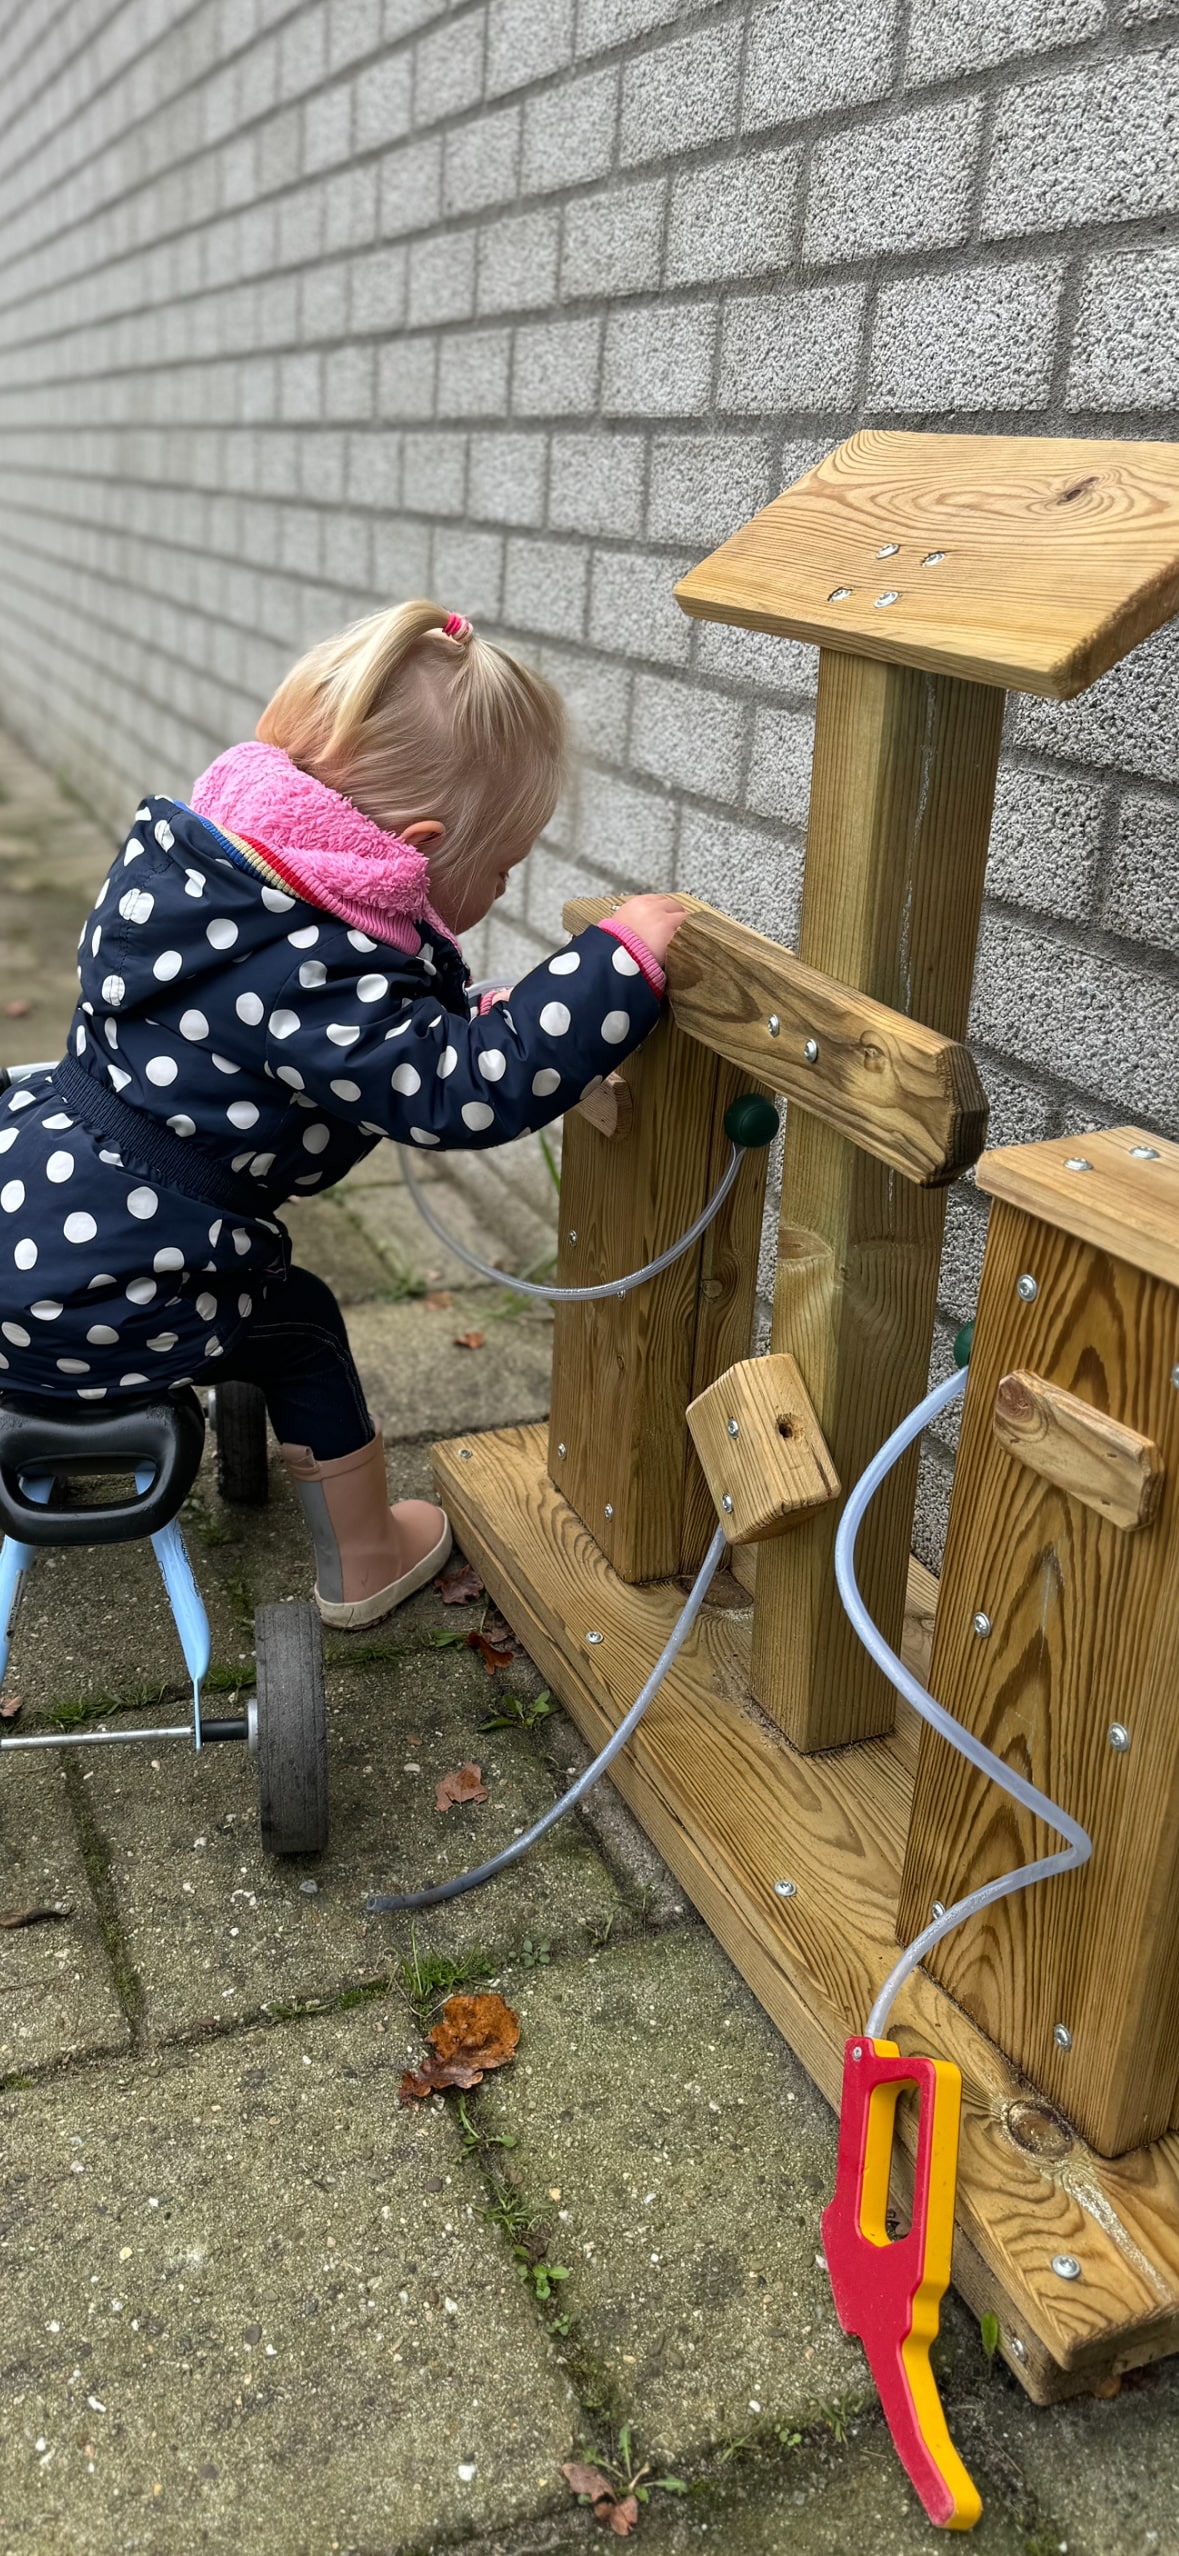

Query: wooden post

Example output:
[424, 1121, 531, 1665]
[547, 1012, 770, 1583]
[749, 653, 1002, 1748]
[898, 1130, 1179, 2158]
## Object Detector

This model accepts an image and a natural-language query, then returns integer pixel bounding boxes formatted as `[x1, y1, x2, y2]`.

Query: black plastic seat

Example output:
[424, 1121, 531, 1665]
[0, 1390, 205, 1547]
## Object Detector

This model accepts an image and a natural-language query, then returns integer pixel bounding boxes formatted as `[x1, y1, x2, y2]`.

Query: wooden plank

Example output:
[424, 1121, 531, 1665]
[435, 1422, 1179, 2403]
[678, 1055, 772, 1573]
[575, 1071, 633, 1140]
[674, 432, 1179, 699]
[750, 651, 1004, 1752]
[898, 1200, 1179, 2157]
[563, 894, 987, 1188]
[978, 1126, 1179, 1288]
[994, 1368, 1164, 1534]
[686, 1352, 839, 1544]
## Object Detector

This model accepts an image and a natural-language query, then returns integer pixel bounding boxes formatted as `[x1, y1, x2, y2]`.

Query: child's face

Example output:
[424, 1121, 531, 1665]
[428, 832, 534, 937]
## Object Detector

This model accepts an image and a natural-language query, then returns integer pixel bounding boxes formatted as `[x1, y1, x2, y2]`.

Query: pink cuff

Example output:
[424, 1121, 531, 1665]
[597, 918, 667, 999]
[478, 987, 510, 1015]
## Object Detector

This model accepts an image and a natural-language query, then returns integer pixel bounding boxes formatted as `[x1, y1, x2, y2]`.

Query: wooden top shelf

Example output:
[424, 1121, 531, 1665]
[675, 432, 1179, 698]
[977, 1126, 1179, 1283]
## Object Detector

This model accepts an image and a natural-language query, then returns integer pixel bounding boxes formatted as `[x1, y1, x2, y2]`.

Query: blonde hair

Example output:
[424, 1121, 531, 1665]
[256, 600, 566, 896]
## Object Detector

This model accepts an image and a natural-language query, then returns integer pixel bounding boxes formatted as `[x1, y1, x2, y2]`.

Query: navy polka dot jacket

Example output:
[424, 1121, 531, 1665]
[0, 796, 663, 1401]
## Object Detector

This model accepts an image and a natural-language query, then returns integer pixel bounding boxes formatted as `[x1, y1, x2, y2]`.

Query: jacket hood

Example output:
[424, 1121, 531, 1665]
[189, 740, 457, 954]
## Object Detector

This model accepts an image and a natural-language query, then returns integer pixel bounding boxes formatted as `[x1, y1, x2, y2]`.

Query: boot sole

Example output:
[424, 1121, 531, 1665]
[315, 1516, 454, 1630]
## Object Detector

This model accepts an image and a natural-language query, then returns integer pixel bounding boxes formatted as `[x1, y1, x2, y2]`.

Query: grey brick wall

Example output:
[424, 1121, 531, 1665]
[1, 0, 1177, 1563]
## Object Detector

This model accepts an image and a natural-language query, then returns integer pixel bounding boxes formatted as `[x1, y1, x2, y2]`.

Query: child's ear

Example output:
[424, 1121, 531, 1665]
[399, 819, 445, 849]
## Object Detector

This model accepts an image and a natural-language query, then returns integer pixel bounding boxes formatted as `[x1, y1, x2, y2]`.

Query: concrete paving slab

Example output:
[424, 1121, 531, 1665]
[0, 1753, 128, 2076]
[974, 2351, 1179, 2556]
[476, 1931, 869, 2464]
[1, 1494, 252, 1727]
[83, 1648, 626, 2044]
[346, 1296, 553, 1442]
[0, 2007, 578, 2555]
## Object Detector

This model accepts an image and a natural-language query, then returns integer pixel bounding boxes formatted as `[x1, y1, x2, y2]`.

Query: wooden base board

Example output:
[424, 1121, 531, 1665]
[435, 1422, 1179, 2407]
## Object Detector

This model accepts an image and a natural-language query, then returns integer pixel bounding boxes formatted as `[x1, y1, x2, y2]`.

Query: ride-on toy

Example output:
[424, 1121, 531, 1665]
[0, 1371, 328, 1856]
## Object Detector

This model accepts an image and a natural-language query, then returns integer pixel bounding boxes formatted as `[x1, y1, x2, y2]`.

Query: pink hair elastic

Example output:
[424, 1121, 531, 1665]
[443, 612, 472, 640]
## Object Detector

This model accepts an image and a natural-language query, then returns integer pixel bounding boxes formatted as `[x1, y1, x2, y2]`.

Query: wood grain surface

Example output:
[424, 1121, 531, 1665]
[899, 1199, 1179, 2156]
[978, 1126, 1179, 1286]
[436, 1420, 1179, 2403]
[994, 1368, 1164, 1533]
[686, 1351, 840, 1544]
[674, 431, 1179, 697]
[563, 894, 987, 1187]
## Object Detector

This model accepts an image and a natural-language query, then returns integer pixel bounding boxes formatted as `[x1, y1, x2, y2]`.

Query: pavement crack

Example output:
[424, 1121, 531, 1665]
[61, 1755, 145, 2050]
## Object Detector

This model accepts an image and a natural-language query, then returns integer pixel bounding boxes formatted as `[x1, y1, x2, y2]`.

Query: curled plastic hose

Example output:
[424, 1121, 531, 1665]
[834, 1364, 1092, 2041]
[367, 1522, 727, 1914]
[400, 1137, 743, 1305]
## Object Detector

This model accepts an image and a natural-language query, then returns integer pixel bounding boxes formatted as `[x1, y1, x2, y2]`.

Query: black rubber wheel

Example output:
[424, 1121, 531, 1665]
[253, 1602, 329, 1856]
[214, 1380, 270, 1505]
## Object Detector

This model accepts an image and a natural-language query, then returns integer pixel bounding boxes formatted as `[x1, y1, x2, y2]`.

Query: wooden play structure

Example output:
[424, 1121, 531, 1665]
[435, 434, 1179, 2414]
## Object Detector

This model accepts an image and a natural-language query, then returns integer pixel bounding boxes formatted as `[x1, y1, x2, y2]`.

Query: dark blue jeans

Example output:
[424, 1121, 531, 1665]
[213, 1266, 373, 1460]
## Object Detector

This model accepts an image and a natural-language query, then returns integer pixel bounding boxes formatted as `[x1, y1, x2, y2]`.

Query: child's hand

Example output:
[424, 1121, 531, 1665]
[609, 895, 689, 965]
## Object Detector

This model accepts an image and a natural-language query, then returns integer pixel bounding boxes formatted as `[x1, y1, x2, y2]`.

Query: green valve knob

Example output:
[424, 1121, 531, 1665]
[953, 1320, 975, 1369]
[724, 1094, 780, 1151]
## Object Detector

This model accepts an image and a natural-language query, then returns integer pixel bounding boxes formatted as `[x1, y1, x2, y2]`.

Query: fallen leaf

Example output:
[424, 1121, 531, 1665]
[561, 2466, 640, 2535]
[435, 1558, 484, 1606]
[453, 1330, 485, 1350]
[435, 1761, 489, 1813]
[423, 1291, 453, 1311]
[3, 999, 30, 1018]
[399, 1989, 520, 2104]
[0, 1904, 72, 1930]
[0, 1694, 21, 1721]
[466, 1629, 515, 1674]
[482, 1607, 517, 1652]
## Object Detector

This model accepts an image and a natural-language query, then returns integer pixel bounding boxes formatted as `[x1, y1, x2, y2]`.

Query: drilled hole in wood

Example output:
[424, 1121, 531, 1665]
[777, 1417, 795, 1441]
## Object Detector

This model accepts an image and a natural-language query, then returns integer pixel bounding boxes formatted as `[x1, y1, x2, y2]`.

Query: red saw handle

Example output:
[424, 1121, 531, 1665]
[821, 2036, 982, 2531]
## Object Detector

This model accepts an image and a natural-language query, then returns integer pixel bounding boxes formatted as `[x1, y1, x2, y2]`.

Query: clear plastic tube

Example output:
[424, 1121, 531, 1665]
[366, 1524, 727, 1914]
[400, 1138, 743, 1305]
[833, 1365, 1092, 2042]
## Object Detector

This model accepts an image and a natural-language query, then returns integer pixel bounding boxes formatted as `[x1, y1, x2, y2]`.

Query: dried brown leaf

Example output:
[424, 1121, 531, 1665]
[453, 1330, 485, 1350]
[423, 1291, 453, 1311]
[435, 1558, 484, 1606]
[482, 1607, 517, 1652]
[0, 1693, 22, 1721]
[560, 2467, 639, 2534]
[398, 1990, 521, 2104]
[466, 1629, 515, 1674]
[0, 1904, 71, 1930]
[608, 2498, 640, 2537]
[434, 1761, 489, 1813]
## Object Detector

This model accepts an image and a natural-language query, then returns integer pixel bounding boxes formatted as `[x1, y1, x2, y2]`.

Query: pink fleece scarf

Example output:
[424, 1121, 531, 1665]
[189, 740, 458, 955]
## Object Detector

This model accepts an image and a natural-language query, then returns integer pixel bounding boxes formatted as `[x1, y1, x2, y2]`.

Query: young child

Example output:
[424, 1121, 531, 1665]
[0, 602, 684, 1627]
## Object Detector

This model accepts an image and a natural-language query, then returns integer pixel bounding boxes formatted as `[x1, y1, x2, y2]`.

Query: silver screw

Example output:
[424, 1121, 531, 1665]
[557, 1441, 567, 1458]
[1053, 2022, 1073, 2051]
[1171, 1365, 1179, 1391]
[1008, 2335, 1028, 2364]
[604, 1503, 614, 1519]
[931, 1900, 946, 1920]
[1064, 1157, 1092, 1172]
[876, 543, 900, 558]
[773, 1878, 797, 1900]
[803, 1036, 819, 1063]
[1130, 1144, 1160, 1160]
[973, 1611, 992, 1638]
[827, 586, 852, 602]
[727, 1418, 740, 1439]
[585, 1630, 603, 1646]
[1051, 2254, 1081, 2282]
[459, 1448, 473, 1461]
[767, 1014, 781, 1037]
[875, 589, 900, 606]
[567, 1229, 577, 1244]
[921, 551, 946, 566]
[1109, 1722, 1130, 1752]
[851, 2044, 862, 2061]
[721, 1493, 734, 1513]
[1016, 1273, 1038, 1303]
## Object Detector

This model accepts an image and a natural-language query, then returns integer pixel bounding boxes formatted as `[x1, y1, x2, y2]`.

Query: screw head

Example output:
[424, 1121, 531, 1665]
[1171, 1365, 1179, 1391]
[557, 1441, 567, 1458]
[773, 1878, 797, 1900]
[1064, 1157, 1092, 1172]
[876, 543, 900, 558]
[931, 1900, 946, 1920]
[851, 2043, 862, 2060]
[585, 1630, 603, 1646]
[727, 1418, 740, 1438]
[604, 1503, 614, 1519]
[1109, 1722, 1130, 1752]
[1053, 2022, 1073, 2052]
[1130, 1144, 1160, 1160]
[767, 1014, 781, 1037]
[827, 586, 852, 602]
[921, 550, 946, 566]
[1051, 2254, 1082, 2282]
[721, 1494, 734, 1513]
[803, 1036, 819, 1064]
[459, 1448, 473, 1461]
[567, 1229, 578, 1244]
[973, 1611, 992, 1638]
[1016, 1273, 1039, 1303]
[875, 589, 900, 607]
[1008, 2335, 1028, 2363]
